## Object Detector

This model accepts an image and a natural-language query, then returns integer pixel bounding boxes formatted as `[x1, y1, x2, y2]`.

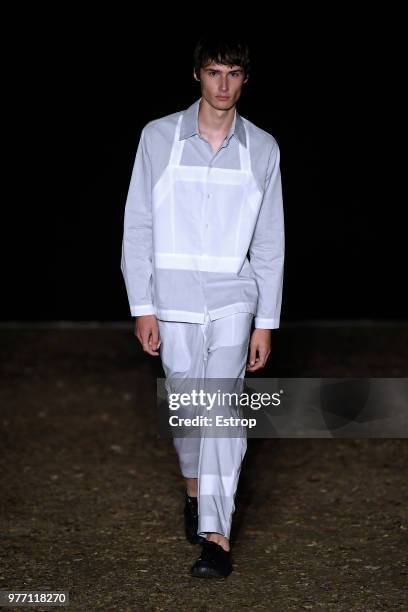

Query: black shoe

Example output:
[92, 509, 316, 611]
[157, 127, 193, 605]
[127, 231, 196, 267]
[184, 493, 206, 545]
[191, 540, 233, 578]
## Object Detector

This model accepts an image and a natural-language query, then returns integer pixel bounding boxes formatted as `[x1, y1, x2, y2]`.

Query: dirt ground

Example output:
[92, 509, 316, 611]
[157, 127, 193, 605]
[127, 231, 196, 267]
[0, 324, 407, 611]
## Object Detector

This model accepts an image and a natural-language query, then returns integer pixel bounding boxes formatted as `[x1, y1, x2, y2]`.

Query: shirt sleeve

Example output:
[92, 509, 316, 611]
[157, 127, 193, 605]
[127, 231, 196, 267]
[120, 126, 156, 317]
[249, 140, 285, 329]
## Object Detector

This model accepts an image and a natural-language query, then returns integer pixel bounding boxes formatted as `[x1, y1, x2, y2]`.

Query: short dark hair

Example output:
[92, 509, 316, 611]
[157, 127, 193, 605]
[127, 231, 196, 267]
[193, 33, 251, 80]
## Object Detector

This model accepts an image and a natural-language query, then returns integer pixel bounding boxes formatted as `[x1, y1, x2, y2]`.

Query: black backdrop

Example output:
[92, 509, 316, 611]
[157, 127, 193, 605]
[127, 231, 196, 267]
[3, 11, 403, 322]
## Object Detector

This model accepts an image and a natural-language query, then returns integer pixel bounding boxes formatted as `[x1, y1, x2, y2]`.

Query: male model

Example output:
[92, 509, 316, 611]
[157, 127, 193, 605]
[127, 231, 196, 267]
[121, 34, 285, 578]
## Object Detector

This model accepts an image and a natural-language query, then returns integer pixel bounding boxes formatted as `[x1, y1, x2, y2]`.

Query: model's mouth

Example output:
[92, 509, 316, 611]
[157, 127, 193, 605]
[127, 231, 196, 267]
[216, 96, 230, 100]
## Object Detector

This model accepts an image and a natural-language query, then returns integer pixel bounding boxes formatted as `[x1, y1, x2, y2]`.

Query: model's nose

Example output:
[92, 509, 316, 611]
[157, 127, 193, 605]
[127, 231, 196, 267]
[220, 77, 228, 92]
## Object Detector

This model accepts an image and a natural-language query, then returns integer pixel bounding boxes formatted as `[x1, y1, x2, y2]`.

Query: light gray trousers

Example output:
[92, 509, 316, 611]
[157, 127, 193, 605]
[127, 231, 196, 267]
[158, 308, 253, 539]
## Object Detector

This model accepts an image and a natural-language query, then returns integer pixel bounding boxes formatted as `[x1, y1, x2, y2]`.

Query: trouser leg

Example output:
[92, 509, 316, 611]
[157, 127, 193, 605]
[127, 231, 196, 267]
[197, 312, 253, 540]
[157, 318, 206, 479]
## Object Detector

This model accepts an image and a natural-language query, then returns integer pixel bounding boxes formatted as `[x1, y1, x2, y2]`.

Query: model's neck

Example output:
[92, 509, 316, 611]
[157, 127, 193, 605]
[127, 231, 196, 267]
[197, 97, 235, 139]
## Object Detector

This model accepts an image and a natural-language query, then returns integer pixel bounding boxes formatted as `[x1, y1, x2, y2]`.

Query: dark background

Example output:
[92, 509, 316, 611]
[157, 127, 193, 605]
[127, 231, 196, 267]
[3, 12, 403, 322]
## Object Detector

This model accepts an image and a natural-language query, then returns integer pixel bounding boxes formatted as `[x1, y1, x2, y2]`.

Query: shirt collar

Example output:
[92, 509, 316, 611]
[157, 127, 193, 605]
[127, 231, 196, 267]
[179, 97, 247, 147]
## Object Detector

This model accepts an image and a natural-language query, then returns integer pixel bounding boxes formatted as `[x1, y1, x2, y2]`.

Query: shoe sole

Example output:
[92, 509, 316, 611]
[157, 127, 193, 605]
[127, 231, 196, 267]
[191, 566, 232, 579]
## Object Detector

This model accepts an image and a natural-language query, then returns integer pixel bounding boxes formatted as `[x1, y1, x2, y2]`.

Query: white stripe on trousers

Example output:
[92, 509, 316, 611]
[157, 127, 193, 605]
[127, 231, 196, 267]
[158, 306, 253, 539]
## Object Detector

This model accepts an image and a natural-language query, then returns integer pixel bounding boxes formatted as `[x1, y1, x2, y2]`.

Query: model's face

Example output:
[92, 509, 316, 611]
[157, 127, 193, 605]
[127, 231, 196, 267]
[194, 61, 248, 110]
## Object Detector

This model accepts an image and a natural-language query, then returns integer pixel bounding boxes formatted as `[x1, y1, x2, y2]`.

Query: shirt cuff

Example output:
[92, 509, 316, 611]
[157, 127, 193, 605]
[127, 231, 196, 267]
[130, 304, 156, 317]
[254, 317, 280, 329]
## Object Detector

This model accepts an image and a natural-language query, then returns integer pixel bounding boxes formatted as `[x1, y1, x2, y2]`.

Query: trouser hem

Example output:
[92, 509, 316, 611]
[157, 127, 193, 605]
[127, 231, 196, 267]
[198, 517, 231, 540]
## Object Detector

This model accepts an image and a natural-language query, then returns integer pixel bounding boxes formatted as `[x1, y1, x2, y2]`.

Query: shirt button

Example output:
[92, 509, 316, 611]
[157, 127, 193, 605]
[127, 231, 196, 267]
[207, 194, 210, 198]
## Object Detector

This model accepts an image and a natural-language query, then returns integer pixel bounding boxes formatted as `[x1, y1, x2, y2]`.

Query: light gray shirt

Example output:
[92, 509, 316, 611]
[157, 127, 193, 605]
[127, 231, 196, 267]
[121, 96, 285, 328]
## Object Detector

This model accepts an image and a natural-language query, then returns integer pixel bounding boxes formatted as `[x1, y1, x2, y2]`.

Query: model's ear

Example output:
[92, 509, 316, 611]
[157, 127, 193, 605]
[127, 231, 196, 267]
[193, 69, 200, 82]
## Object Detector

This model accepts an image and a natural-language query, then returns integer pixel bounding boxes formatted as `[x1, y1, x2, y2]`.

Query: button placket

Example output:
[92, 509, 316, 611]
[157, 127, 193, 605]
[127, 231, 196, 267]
[205, 192, 210, 231]
[202, 166, 211, 250]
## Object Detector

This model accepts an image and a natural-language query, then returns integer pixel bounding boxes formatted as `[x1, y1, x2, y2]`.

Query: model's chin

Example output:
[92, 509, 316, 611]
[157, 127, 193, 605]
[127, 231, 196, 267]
[202, 93, 237, 110]
[212, 97, 235, 109]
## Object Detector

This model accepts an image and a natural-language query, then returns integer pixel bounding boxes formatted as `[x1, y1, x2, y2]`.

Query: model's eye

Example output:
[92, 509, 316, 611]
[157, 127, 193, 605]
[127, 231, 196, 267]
[208, 71, 217, 76]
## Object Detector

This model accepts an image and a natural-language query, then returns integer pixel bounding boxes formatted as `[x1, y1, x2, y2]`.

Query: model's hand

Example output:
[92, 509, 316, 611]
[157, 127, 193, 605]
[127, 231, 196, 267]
[246, 329, 272, 372]
[134, 315, 161, 356]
